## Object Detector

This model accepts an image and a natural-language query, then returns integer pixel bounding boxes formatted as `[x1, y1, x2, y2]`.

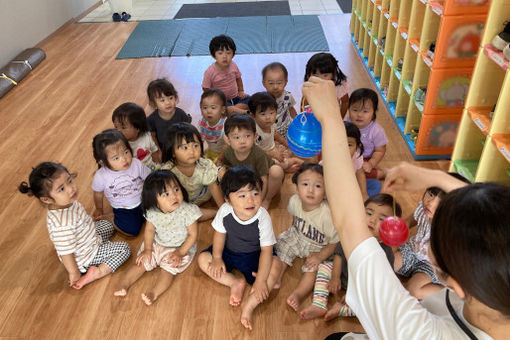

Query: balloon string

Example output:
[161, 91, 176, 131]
[393, 193, 396, 218]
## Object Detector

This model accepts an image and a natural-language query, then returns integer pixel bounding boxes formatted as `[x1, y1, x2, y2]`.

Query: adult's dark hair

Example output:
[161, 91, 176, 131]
[426, 173, 470, 199]
[221, 165, 263, 198]
[18, 162, 71, 199]
[92, 129, 132, 169]
[209, 35, 236, 56]
[147, 78, 178, 106]
[142, 170, 189, 214]
[345, 121, 364, 157]
[163, 122, 204, 163]
[224, 113, 256, 136]
[304, 52, 346, 86]
[349, 88, 379, 120]
[292, 163, 323, 184]
[364, 193, 402, 217]
[262, 62, 288, 80]
[201, 88, 227, 107]
[112, 102, 149, 134]
[430, 183, 510, 316]
[248, 92, 277, 115]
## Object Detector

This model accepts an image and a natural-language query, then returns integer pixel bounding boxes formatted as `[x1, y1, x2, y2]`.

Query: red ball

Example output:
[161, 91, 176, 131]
[378, 216, 409, 247]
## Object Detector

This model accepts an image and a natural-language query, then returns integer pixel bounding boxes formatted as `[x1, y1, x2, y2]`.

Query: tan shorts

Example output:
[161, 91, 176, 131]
[275, 226, 325, 272]
[137, 241, 196, 275]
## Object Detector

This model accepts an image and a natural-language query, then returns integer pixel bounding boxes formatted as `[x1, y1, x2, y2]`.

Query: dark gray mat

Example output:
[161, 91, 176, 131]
[337, 0, 352, 13]
[174, 1, 290, 19]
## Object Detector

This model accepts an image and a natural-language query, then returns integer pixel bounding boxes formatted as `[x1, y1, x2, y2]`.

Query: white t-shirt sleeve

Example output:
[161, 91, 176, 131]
[211, 203, 229, 233]
[258, 207, 276, 247]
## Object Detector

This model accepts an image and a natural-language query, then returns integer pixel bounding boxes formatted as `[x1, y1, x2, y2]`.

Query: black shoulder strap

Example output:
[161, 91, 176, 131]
[445, 290, 478, 340]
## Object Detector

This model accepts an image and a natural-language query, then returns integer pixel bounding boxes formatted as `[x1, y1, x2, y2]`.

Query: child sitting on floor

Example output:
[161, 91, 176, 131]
[198, 88, 227, 164]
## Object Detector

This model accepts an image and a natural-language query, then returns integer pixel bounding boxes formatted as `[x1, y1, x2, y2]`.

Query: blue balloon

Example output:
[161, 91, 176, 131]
[287, 108, 322, 158]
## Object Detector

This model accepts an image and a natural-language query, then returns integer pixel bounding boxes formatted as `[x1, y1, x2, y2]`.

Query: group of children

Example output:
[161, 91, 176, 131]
[17, 34, 448, 331]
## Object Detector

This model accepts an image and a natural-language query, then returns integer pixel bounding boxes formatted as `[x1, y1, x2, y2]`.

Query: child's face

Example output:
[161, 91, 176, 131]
[154, 93, 177, 116]
[113, 118, 139, 142]
[349, 100, 375, 129]
[174, 135, 201, 166]
[422, 190, 441, 220]
[201, 95, 225, 125]
[105, 140, 132, 171]
[157, 180, 184, 214]
[225, 127, 255, 154]
[347, 137, 357, 158]
[262, 68, 287, 99]
[227, 184, 262, 221]
[296, 169, 325, 211]
[43, 171, 77, 209]
[253, 106, 277, 131]
[214, 48, 234, 69]
[365, 202, 393, 239]
[312, 71, 334, 81]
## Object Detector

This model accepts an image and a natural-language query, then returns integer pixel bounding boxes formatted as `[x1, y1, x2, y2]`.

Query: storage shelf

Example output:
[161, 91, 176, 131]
[393, 66, 402, 80]
[409, 38, 420, 53]
[483, 44, 509, 71]
[402, 79, 412, 95]
[399, 27, 408, 40]
[467, 106, 492, 136]
[453, 159, 479, 182]
[492, 134, 510, 164]
[429, 1, 443, 17]
[413, 97, 424, 114]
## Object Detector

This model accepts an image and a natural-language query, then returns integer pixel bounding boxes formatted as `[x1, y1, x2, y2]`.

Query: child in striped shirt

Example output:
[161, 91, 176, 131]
[19, 162, 131, 289]
[198, 88, 227, 164]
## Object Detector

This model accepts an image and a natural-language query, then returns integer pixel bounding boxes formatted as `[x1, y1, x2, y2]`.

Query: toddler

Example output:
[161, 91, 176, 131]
[147, 78, 192, 148]
[248, 92, 303, 172]
[112, 102, 161, 169]
[92, 129, 151, 236]
[300, 194, 401, 320]
[198, 88, 227, 164]
[202, 35, 249, 115]
[114, 171, 201, 305]
[273, 163, 339, 312]
[222, 113, 284, 209]
[197, 166, 281, 330]
[261, 62, 297, 138]
[19, 162, 130, 289]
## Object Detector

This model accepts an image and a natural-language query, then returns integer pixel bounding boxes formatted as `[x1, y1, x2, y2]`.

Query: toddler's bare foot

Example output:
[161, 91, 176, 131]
[299, 304, 327, 320]
[240, 298, 257, 330]
[324, 302, 342, 321]
[141, 292, 156, 306]
[113, 288, 127, 297]
[273, 279, 281, 289]
[229, 278, 246, 307]
[72, 266, 99, 289]
[286, 291, 303, 312]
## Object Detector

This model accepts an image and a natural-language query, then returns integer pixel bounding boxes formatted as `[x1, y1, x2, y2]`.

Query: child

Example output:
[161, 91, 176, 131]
[114, 171, 201, 305]
[261, 62, 298, 138]
[273, 163, 339, 312]
[302, 53, 349, 118]
[345, 88, 387, 180]
[197, 166, 280, 330]
[248, 92, 303, 172]
[19, 162, 131, 289]
[160, 122, 224, 220]
[112, 102, 162, 169]
[92, 129, 151, 236]
[221, 113, 284, 209]
[147, 78, 192, 148]
[300, 194, 401, 321]
[202, 35, 249, 115]
[198, 88, 227, 164]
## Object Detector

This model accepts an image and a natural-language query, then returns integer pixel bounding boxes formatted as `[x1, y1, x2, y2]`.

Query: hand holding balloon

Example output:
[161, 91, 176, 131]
[286, 107, 322, 158]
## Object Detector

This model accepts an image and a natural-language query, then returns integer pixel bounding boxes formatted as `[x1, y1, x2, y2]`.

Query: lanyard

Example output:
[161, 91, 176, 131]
[445, 290, 478, 340]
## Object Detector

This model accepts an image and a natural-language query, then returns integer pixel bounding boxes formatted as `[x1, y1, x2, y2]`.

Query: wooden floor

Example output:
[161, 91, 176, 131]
[0, 15, 448, 339]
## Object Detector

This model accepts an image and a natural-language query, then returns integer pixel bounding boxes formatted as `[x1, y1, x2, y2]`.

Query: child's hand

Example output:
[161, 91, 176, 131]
[93, 208, 104, 221]
[250, 280, 269, 303]
[305, 253, 322, 271]
[166, 252, 183, 268]
[208, 257, 226, 279]
[68, 271, 81, 286]
[136, 249, 152, 267]
[328, 277, 341, 294]
[362, 160, 374, 173]
[238, 91, 248, 99]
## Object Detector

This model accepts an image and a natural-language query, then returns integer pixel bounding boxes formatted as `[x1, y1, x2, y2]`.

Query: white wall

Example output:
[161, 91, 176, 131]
[0, 0, 98, 67]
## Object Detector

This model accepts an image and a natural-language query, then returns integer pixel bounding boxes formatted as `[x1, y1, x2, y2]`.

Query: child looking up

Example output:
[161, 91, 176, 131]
[114, 171, 201, 305]
[198, 88, 227, 164]
[197, 166, 280, 331]
[273, 163, 339, 312]
[300, 194, 401, 320]
[261, 62, 298, 138]
[222, 113, 284, 209]
[92, 129, 151, 236]
[202, 35, 249, 115]
[345, 88, 387, 180]
[112, 102, 162, 168]
[19, 162, 131, 289]
[248, 92, 303, 173]
[147, 78, 192, 148]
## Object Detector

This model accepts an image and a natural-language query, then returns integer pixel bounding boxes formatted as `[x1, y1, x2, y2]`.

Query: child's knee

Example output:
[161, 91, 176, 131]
[197, 252, 212, 270]
[269, 164, 284, 181]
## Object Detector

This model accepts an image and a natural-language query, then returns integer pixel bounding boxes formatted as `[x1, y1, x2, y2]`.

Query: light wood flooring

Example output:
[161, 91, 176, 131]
[0, 14, 448, 339]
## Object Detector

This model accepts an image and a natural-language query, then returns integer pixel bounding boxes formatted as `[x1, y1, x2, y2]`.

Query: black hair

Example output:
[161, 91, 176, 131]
[364, 193, 402, 217]
[304, 53, 347, 86]
[224, 113, 256, 136]
[201, 88, 227, 107]
[112, 102, 149, 134]
[220, 165, 263, 198]
[163, 122, 204, 164]
[292, 163, 323, 184]
[248, 92, 277, 115]
[147, 79, 178, 106]
[345, 121, 364, 157]
[142, 170, 189, 214]
[209, 35, 236, 57]
[262, 62, 288, 80]
[92, 129, 133, 169]
[425, 172, 471, 200]
[349, 88, 379, 121]
[430, 183, 510, 316]
[18, 162, 71, 199]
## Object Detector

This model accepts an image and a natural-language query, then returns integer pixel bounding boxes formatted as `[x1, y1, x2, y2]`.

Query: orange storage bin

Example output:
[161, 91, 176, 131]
[442, 0, 490, 16]
[423, 67, 473, 114]
[415, 113, 462, 155]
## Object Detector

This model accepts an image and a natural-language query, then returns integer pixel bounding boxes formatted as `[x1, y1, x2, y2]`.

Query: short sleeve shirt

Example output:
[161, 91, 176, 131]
[129, 132, 159, 168]
[255, 123, 276, 151]
[147, 108, 192, 148]
[407, 201, 432, 262]
[275, 90, 296, 137]
[202, 62, 241, 100]
[199, 117, 226, 153]
[223, 145, 274, 177]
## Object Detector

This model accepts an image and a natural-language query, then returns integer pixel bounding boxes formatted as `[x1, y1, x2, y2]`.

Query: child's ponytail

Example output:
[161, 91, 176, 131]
[18, 181, 32, 195]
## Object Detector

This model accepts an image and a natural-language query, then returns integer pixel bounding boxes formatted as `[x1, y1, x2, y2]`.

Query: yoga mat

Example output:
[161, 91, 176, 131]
[174, 1, 290, 19]
[116, 15, 329, 59]
[336, 0, 352, 13]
